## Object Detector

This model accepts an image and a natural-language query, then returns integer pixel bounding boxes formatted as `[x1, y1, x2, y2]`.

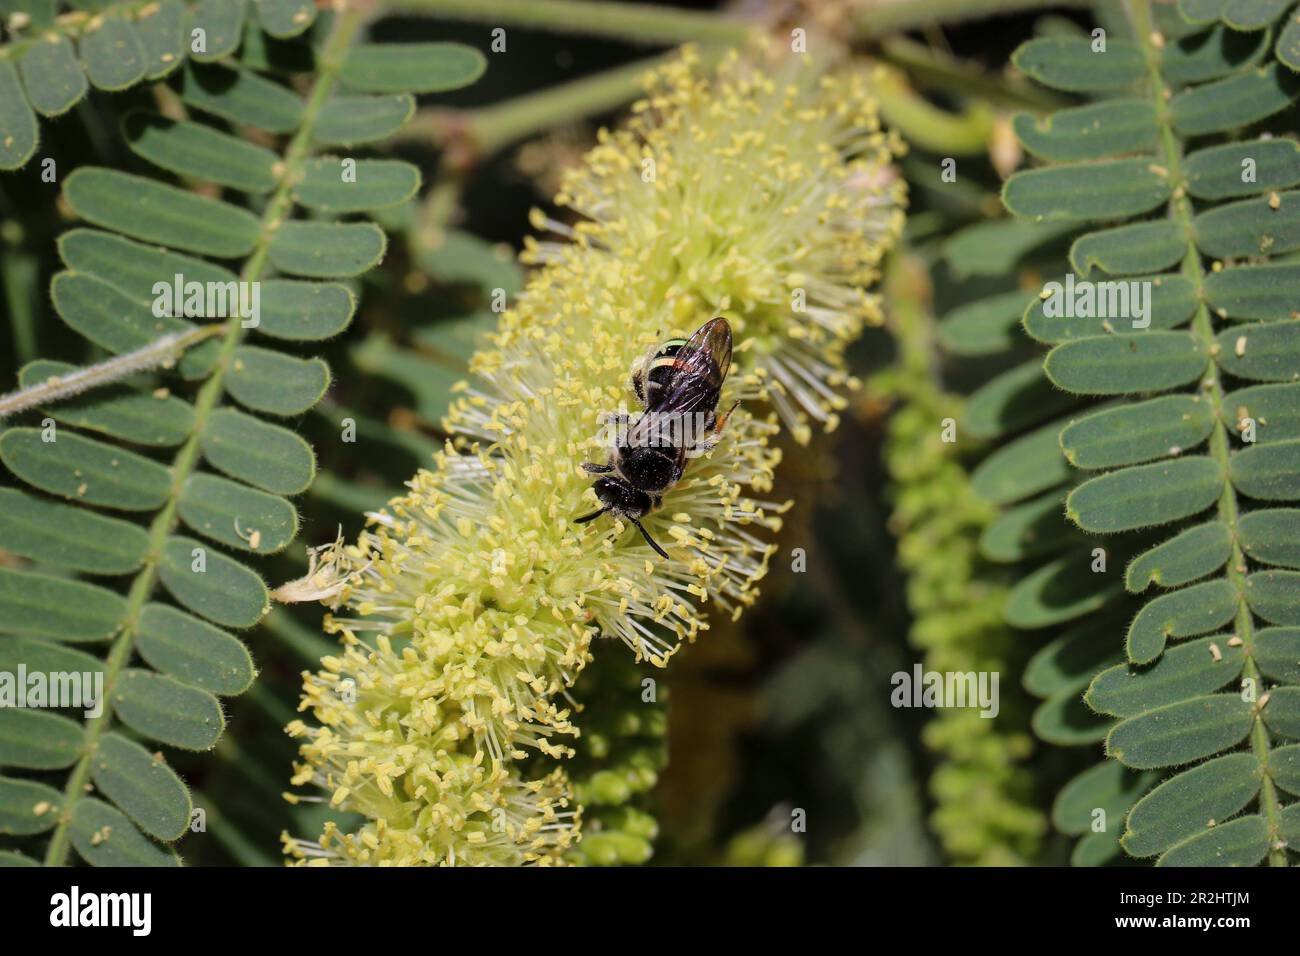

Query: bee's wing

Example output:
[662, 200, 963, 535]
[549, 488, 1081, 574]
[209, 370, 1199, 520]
[654, 317, 732, 415]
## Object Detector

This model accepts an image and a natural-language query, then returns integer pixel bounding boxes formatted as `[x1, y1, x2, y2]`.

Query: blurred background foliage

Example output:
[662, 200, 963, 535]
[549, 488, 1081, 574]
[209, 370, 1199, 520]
[0, 0, 1177, 866]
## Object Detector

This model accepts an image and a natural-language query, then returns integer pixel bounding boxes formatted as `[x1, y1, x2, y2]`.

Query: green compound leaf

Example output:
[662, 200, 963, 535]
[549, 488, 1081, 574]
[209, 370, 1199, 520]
[59, 228, 237, 303]
[176, 61, 304, 133]
[1215, 321, 1300, 382]
[186, 0, 247, 62]
[136, 603, 255, 696]
[937, 290, 1033, 355]
[111, 668, 225, 751]
[1262, 685, 1300, 735]
[1231, 439, 1300, 500]
[200, 407, 315, 494]
[0, 777, 63, 835]
[258, 280, 355, 341]
[1012, 37, 1146, 91]
[70, 798, 180, 867]
[158, 535, 268, 629]
[267, 220, 386, 278]
[1067, 456, 1225, 533]
[1023, 273, 1197, 344]
[1092, 634, 1246, 715]
[135, 0, 186, 79]
[1245, 569, 1300, 625]
[0, 427, 172, 510]
[17, 35, 88, 117]
[1194, 190, 1300, 258]
[1256, 627, 1300, 681]
[1003, 159, 1171, 222]
[964, 359, 1078, 439]
[51, 271, 193, 354]
[256, 0, 316, 38]
[1033, 689, 1111, 745]
[969, 420, 1071, 505]
[122, 111, 279, 193]
[1125, 579, 1240, 664]
[1005, 551, 1124, 629]
[313, 94, 415, 147]
[1170, 64, 1300, 136]
[944, 217, 1077, 278]
[79, 13, 147, 91]
[64, 168, 260, 257]
[0, 487, 148, 573]
[1025, 615, 1125, 697]
[1060, 395, 1215, 469]
[0, 567, 125, 642]
[90, 733, 191, 842]
[1012, 99, 1157, 162]
[1071, 829, 1123, 866]
[1227, 382, 1300, 442]
[1162, 24, 1269, 85]
[293, 158, 421, 212]
[18, 359, 195, 447]
[1185, 139, 1300, 199]
[1280, 12, 1300, 71]
[0, 709, 84, 770]
[225, 346, 330, 415]
[340, 42, 486, 93]
[0, 61, 39, 170]
[177, 472, 298, 553]
[980, 491, 1081, 562]
[1239, 508, 1300, 567]
[1221, 0, 1290, 29]
[1203, 263, 1300, 321]
[1122, 752, 1262, 857]
[1070, 220, 1188, 276]
[1045, 332, 1208, 395]
[0, 635, 103, 678]
[1273, 742, 1300, 793]
[1156, 814, 1269, 866]
[1053, 761, 1156, 836]
[1126, 520, 1234, 591]
[1106, 694, 1255, 769]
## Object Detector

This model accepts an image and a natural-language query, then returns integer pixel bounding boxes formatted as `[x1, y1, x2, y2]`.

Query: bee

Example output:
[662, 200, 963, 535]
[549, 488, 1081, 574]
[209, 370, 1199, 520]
[576, 317, 736, 558]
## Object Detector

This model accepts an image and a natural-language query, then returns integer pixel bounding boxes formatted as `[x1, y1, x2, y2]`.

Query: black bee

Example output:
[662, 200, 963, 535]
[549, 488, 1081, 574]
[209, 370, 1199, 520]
[576, 317, 736, 558]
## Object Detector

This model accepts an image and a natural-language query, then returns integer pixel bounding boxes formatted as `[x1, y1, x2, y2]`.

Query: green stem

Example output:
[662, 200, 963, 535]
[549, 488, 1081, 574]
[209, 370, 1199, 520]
[0, 324, 222, 422]
[383, 0, 753, 46]
[1130, 0, 1286, 867]
[856, 0, 1087, 36]
[41, 5, 366, 867]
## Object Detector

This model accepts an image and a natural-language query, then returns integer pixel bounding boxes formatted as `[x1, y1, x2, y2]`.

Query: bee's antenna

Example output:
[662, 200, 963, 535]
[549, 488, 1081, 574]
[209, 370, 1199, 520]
[574, 508, 606, 524]
[629, 515, 670, 560]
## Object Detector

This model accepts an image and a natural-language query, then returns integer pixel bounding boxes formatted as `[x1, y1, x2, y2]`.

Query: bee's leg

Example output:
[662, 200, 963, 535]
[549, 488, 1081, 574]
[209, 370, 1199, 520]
[574, 508, 607, 524]
[582, 462, 614, 474]
[629, 514, 670, 559]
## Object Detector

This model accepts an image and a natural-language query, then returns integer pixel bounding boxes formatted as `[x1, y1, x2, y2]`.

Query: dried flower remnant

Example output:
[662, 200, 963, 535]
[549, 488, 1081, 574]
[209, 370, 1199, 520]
[284, 46, 904, 866]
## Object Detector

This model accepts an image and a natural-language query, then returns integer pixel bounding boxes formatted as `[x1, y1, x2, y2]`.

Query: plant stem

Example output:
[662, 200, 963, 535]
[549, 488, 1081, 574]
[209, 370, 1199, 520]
[1130, 0, 1287, 867]
[40, 4, 366, 867]
[0, 325, 223, 422]
[383, 0, 754, 46]
[856, 0, 1087, 36]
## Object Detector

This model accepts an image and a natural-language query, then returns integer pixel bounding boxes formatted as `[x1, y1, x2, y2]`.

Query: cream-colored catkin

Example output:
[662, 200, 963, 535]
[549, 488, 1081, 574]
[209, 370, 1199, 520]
[283, 46, 906, 866]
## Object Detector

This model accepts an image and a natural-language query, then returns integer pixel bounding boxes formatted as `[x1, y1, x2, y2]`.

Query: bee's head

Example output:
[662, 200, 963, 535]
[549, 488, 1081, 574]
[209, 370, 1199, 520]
[592, 476, 652, 518]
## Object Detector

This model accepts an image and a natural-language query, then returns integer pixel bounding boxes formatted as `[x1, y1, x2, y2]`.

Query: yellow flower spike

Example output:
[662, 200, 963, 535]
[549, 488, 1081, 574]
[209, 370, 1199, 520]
[285, 46, 901, 866]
